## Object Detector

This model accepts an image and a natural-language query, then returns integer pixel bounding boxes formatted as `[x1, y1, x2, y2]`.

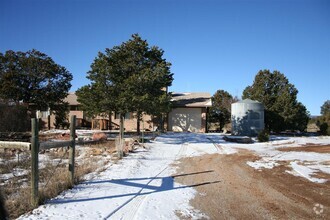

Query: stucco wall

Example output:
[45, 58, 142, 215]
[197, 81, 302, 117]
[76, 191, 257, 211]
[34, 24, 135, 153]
[111, 114, 154, 131]
[92, 113, 155, 131]
[168, 108, 205, 132]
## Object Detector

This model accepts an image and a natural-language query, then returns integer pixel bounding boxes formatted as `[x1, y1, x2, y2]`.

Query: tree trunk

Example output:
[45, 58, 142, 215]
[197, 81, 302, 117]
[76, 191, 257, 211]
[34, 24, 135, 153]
[47, 115, 51, 130]
[160, 114, 164, 132]
[205, 107, 209, 133]
[137, 112, 141, 135]
[108, 111, 112, 130]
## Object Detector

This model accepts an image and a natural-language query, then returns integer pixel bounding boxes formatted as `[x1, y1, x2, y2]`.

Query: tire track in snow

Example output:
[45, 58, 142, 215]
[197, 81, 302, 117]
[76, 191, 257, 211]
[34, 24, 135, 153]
[207, 137, 221, 152]
[177, 142, 188, 159]
[104, 137, 187, 220]
[207, 137, 237, 154]
[122, 193, 146, 220]
[103, 165, 169, 220]
[186, 145, 209, 154]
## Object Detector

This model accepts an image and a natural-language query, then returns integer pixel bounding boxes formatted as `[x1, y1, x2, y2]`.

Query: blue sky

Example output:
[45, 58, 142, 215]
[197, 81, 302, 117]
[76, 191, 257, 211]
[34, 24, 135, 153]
[1, 0, 329, 115]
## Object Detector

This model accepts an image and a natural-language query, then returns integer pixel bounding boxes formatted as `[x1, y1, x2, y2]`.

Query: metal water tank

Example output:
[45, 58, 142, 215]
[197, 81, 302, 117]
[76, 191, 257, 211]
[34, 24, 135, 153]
[231, 99, 264, 136]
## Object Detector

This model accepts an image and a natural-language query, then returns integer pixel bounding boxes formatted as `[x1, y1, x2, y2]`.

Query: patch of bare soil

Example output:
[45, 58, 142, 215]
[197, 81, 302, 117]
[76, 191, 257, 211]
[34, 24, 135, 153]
[312, 172, 330, 181]
[278, 144, 330, 153]
[174, 150, 329, 219]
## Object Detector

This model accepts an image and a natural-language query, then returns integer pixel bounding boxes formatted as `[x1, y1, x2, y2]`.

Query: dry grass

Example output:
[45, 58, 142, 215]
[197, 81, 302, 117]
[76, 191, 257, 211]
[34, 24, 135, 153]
[0, 150, 30, 173]
[1, 140, 116, 219]
[39, 166, 73, 205]
[4, 183, 33, 219]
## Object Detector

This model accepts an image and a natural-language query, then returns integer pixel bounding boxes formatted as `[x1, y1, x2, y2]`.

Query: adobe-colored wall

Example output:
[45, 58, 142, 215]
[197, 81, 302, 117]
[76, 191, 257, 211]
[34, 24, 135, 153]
[40, 110, 85, 130]
[111, 114, 154, 131]
[92, 113, 156, 131]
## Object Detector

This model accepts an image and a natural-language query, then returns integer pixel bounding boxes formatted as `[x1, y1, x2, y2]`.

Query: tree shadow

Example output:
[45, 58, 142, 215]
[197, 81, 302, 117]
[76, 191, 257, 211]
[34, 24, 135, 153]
[155, 132, 224, 144]
[232, 109, 264, 136]
[170, 112, 198, 132]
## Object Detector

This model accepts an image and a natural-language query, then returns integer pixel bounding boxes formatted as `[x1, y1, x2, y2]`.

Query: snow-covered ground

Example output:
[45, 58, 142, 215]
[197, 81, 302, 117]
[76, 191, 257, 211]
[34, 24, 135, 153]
[18, 133, 209, 220]
[17, 132, 330, 219]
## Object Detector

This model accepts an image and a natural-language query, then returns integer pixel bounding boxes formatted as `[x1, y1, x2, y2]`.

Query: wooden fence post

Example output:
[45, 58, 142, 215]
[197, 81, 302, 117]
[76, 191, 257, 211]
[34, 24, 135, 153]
[31, 118, 39, 207]
[69, 115, 76, 185]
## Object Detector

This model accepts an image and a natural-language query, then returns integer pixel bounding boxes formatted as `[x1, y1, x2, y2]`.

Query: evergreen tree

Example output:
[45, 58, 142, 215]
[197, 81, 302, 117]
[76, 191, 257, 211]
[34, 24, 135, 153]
[318, 100, 330, 135]
[209, 90, 238, 131]
[53, 102, 70, 129]
[243, 70, 309, 132]
[321, 100, 330, 116]
[77, 34, 173, 134]
[0, 50, 72, 111]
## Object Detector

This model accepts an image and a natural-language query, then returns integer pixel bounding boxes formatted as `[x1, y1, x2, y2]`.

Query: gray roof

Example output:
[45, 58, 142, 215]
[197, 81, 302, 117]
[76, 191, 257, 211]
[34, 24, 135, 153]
[171, 92, 212, 107]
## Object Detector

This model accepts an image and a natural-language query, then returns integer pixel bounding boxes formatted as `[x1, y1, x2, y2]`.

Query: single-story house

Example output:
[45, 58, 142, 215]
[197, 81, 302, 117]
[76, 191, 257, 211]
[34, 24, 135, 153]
[38, 93, 90, 129]
[40, 92, 212, 133]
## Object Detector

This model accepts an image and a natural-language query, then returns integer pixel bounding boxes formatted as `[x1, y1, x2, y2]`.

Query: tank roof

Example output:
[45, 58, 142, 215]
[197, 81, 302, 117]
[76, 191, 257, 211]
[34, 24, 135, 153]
[235, 99, 261, 104]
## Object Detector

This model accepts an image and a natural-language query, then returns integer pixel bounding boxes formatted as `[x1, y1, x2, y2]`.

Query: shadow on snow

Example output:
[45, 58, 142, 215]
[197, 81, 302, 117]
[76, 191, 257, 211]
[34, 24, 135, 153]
[48, 170, 219, 205]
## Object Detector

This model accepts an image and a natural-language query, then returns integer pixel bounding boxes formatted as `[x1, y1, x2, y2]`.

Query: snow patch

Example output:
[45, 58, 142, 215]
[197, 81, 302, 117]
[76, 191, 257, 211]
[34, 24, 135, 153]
[286, 161, 328, 183]
[0, 168, 29, 180]
[247, 160, 279, 169]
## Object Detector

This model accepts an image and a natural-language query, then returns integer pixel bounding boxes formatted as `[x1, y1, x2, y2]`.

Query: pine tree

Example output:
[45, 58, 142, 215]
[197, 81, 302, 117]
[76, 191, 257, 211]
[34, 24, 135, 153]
[243, 70, 309, 132]
[0, 50, 72, 110]
[319, 100, 330, 135]
[77, 34, 173, 134]
[209, 90, 238, 131]
[321, 100, 330, 116]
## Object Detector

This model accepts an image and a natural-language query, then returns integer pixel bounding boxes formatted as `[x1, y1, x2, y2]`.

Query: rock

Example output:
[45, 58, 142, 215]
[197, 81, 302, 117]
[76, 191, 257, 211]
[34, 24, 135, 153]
[58, 133, 71, 140]
[92, 132, 107, 141]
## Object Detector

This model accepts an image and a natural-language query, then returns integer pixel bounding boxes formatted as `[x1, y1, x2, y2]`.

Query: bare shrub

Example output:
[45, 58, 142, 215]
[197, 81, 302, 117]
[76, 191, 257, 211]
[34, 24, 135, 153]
[0, 150, 30, 174]
[0, 188, 8, 220]
[39, 166, 73, 204]
[4, 183, 33, 219]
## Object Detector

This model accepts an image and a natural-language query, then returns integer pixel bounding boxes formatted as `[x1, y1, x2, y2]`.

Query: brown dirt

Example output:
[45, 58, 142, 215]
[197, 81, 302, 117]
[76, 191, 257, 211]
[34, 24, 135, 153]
[174, 150, 329, 220]
[277, 144, 330, 153]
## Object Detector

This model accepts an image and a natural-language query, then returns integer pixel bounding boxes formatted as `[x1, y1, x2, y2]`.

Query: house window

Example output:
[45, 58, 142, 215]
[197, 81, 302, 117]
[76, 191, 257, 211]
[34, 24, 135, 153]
[70, 105, 80, 111]
[115, 112, 132, 120]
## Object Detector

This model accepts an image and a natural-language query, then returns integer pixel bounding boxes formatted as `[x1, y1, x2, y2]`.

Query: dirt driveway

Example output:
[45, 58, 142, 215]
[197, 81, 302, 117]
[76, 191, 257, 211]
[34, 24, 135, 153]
[174, 150, 329, 219]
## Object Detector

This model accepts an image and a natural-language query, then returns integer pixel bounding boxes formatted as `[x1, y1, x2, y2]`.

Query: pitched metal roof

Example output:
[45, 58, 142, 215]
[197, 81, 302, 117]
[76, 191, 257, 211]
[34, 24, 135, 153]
[171, 92, 212, 107]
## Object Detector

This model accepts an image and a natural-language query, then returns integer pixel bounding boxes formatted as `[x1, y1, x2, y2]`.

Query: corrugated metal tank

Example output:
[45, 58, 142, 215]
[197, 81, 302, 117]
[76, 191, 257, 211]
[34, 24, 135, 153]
[231, 99, 264, 136]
